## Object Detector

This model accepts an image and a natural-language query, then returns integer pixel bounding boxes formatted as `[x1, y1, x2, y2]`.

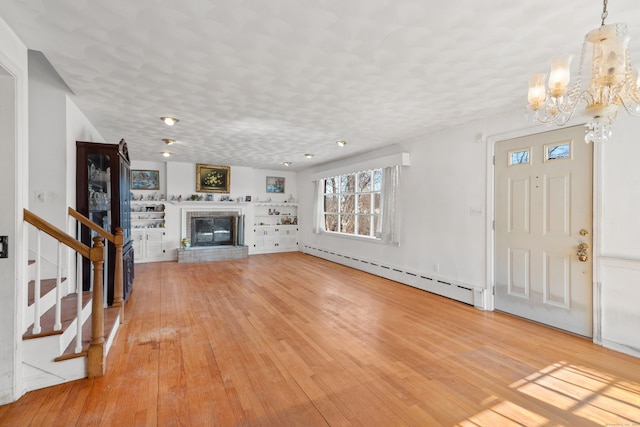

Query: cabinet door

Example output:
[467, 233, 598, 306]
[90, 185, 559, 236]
[132, 230, 144, 261]
[267, 228, 281, 249]
[146, 230, 165, 258]
[253, 228, 267, 251]
[282, 227, 298, 249]
[123, 244, 134, 300]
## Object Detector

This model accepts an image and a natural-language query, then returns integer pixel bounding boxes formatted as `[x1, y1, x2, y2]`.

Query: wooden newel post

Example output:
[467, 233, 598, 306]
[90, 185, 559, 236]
[88, 236, 106, 378]
[113, 227, 124, 323]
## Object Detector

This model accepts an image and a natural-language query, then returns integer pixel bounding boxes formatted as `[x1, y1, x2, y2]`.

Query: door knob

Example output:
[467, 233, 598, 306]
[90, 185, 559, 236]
[577, 243, 589, 262]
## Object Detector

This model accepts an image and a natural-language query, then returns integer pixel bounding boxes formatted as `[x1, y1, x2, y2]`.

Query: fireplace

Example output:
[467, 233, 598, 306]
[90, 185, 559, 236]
[184, 210, 245, 248]
[179, 208, 248, 263]
[192, 216, 234, 246]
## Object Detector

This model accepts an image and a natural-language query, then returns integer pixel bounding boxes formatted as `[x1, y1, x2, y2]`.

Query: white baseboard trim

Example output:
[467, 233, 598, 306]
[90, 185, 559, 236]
[601, 339, 640, 359]
[302, 245, 487, 309]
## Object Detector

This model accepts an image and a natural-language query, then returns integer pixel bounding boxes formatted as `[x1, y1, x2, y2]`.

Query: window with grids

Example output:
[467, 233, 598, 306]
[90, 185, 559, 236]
[323, 169, 382, 238]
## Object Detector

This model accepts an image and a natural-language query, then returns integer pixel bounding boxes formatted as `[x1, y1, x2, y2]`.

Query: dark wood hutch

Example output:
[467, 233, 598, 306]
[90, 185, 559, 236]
[76, 139, 134, 304]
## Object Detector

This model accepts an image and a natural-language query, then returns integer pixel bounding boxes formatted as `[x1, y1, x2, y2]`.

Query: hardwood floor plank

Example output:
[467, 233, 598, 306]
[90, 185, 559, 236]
[2, 252, 640, 426]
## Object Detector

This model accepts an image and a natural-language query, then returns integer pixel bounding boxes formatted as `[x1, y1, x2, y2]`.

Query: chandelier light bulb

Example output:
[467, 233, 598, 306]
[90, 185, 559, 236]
[548, 56, 572, 97]
[336, 140, 347, 147]
[162, 139, 176, 145]
[304, 153, 314, 158]
[162, 152, 171, 157]
[282, 161, 292, 166]
[599, 34, 629, 85]
[160, 116, 179, 126]
[528, 74, 546, 109]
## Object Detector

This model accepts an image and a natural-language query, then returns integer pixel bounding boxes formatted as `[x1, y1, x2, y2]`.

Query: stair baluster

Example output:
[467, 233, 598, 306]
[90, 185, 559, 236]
[54, 241, 62, 331]
[75, 230, 83, 353]
[33, 230, 42, 334]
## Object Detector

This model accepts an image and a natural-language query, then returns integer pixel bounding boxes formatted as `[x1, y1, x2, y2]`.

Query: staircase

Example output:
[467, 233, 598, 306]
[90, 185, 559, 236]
[21, 208, 125, 392]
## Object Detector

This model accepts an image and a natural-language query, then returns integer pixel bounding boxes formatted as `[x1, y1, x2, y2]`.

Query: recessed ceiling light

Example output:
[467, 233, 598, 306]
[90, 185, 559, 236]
[304, 153, 314, 158]
[282, 161, 292, 166]
[162, 152, 171, 157]
[336, 140, 347, 147]
[160, 116, 179, 126]
[162, 139, 176, 145]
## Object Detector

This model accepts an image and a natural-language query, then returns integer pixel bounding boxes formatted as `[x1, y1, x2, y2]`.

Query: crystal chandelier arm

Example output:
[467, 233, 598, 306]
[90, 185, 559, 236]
[601, 0, 608, 27]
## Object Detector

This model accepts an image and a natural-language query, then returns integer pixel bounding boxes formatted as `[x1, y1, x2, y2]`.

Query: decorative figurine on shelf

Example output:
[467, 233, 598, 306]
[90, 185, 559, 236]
[268, 209, 273, 215]
[293, 216, 298, 225]
[181, 238, 190, 249]
[178, 194, 182, 202]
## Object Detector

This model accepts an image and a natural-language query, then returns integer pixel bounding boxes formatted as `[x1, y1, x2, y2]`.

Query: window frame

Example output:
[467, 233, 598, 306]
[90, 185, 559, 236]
[322, 169, 382, 239]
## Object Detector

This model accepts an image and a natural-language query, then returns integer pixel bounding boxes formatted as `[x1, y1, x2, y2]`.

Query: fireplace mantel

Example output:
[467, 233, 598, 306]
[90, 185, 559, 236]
[171, 201, 249, 207]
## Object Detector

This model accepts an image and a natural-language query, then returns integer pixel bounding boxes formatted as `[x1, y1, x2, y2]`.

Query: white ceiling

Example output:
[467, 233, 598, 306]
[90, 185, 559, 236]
[1, 0, 639, 170]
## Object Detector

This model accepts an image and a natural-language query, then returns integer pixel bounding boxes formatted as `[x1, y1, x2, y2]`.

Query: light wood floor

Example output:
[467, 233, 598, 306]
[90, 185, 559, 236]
[2, 252, 640, 426]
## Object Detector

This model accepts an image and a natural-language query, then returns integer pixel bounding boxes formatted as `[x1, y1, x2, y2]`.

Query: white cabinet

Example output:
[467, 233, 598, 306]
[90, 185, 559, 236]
[252, 203, 298, 253]
[132, 229, 166, 263]
[130, 200, 167, 262]
[253, 225, 299, 253]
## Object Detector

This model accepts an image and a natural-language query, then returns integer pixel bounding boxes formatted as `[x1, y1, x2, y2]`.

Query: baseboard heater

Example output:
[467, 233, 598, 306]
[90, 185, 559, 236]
[302, 244, 482, 308]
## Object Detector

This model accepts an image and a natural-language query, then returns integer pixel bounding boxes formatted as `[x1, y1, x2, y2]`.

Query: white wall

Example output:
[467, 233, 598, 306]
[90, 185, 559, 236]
[0, 15, 28, 405]
[131, 160, 298, 259]
[28, 51, 68, 250]
[298, 118, 496, 291]
[297, 111, 640, 356]
[28, 51, 105, 287]
[596, 114, 640, 356]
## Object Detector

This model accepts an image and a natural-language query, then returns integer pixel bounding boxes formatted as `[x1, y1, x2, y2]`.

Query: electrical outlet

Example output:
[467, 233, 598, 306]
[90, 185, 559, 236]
[0, 236, 8, 258]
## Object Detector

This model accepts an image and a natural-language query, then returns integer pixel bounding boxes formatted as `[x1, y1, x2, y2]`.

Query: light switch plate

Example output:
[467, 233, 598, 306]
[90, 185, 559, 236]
[0, 236, 8, 258]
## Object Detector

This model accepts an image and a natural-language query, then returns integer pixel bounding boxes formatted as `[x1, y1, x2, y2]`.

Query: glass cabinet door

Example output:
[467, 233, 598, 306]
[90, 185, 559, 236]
[88, 154, 111, 232]
[120, 163, 131, 241]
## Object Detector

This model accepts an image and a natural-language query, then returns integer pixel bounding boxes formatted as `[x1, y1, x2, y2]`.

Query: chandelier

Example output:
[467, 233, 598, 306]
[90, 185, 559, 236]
[526, 0, 640, 143]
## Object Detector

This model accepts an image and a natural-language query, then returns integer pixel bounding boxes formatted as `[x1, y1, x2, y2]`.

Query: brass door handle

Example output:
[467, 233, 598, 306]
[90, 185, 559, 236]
[577, 243, 589, 262]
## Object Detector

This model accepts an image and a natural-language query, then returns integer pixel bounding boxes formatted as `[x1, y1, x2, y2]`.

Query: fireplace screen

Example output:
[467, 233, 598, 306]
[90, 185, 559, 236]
[192, 217, 234, 246]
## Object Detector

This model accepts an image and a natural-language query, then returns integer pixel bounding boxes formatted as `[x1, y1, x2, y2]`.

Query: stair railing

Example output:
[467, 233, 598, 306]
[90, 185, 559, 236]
[23, 208, 107, 377]
[67, 208, 124, 322]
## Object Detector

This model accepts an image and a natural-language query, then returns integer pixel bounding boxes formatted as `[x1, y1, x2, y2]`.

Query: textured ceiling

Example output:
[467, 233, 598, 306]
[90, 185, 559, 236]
[1, 1, 639, 170]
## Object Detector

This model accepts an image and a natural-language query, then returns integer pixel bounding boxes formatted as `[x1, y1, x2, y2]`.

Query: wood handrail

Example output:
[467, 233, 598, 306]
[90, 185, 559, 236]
[68, 207, 125, 321]
[24, 209, 95, 260]
[68, 207, 123, 246]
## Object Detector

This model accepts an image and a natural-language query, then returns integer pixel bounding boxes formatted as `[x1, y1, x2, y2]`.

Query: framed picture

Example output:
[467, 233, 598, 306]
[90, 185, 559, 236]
[196, 164, 230, 193]
[131, 170, 159, 190]
[266, 176, 285, 193]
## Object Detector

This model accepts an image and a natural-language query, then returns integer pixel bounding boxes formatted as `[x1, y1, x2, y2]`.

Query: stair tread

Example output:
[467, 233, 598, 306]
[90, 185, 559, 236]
[56, 306, 121, 361]
[23, 291, 91, 339]
[28, 277, 68, 305]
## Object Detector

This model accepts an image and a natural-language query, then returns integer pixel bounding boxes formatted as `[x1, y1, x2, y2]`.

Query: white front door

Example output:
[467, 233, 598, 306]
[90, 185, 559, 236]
[495, 126, 593, 337]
